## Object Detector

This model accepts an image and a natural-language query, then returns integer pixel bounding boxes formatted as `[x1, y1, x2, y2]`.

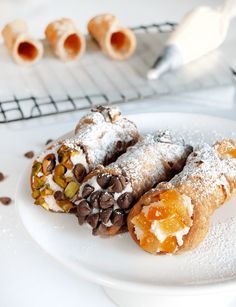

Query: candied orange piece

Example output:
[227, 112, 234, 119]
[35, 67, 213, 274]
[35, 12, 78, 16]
[226, 148, 236, 158]
[160, 236, 177, 253]
[147, 205, 171, 221]
[140, 231, 160, 254]
[159, 189, 180, 204]
[159, 215, 185, 236]
[132, 213, 151, 232]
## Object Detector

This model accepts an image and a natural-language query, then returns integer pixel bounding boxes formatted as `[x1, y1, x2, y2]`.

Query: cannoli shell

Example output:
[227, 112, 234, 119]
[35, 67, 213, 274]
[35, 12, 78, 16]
[88, 13, 136, 60]
[128, 139, 236, 254]
[2, 20, 43, 65]
[45, 18, 85, 61]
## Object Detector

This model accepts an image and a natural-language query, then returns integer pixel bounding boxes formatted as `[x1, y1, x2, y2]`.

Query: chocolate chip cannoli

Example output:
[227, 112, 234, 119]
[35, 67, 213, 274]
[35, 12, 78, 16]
[31, 106, 139, 213]
[88, 13, 136, 60]
[76, 131, 192, 235]
[128, 139, 236, 255]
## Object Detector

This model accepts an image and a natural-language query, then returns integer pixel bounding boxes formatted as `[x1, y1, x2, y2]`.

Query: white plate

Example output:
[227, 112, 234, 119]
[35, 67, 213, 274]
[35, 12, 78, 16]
[17, 112, 236, 295]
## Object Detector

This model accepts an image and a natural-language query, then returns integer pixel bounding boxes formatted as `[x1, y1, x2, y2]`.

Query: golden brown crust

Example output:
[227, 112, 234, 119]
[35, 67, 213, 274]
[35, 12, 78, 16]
[2, 20, 43, 65]
[45, 18, 85, 61]
[88, 13, 136, 60]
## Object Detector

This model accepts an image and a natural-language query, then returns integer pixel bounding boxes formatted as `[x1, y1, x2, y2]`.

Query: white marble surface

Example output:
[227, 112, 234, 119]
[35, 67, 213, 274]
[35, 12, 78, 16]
[0, 1, 236, 306]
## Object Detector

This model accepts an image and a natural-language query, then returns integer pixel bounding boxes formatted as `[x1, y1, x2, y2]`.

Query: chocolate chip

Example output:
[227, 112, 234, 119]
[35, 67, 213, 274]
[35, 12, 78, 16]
[77, 215, 87, 225]
[0, 197, 12, 205]
[87, 213, 99, 229]
[45, 139, 53, 145]
[44, 154, 56, 173]
[108, 175, 127, 193]
[82, 184, 94, 198]
[90, 191, 101, 208]
[92, 223, 108, 236]
[97, 174, 111, 189]
[111, 210, 125, 226]
[116, 140, 123, 151]
[117, 192, 133, 209]
[24, 151, 34, 159]
[100, 208, 113, 224]
[77, 200, 91, 216]
[73, 164, 87, 183]
[54, 190, 65, 201]
[0, 172, 5, 182]
[99, 192, 115, 209]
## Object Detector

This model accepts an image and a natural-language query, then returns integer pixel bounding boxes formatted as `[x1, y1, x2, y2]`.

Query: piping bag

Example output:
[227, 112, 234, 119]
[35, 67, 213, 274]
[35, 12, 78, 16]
[147, 0, 236, 80]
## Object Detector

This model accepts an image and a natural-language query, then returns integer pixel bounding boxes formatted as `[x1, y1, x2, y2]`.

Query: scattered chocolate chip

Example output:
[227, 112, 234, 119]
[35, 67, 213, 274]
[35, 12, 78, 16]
[77, 215, 87, 225]
[90, 191, 101, 208]
[0, 197, 12, 205]
[100, 208, 113, 224]
[99, 192, 115, 209]
[0, 172, 5, 182]
[92, 223, 108, 236]
[97, 174, 111, 189]
[73, 164, 87, 183]
[108, 175, 127, 193]
[87, 213, 99, 229]
[54, 190, 65, 201]
[111, 210, 125, 226]
[82, 184, 94, 198]
[24, 151, 34, 159]
[168, 161, 174, 168]
[117, 192, 133, 209]
[45, 139, 53, 145]
[77, 200, 91, 216]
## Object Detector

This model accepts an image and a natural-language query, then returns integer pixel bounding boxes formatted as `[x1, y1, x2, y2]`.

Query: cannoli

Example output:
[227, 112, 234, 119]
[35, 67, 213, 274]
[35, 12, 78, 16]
[2, 20, 43, 65]
[128, 139, 236, 255]
[88, 13, 136, 60]
[31, 106, 139, 213]
[76, 131, 192, 235]
[45, 18, 86, 62]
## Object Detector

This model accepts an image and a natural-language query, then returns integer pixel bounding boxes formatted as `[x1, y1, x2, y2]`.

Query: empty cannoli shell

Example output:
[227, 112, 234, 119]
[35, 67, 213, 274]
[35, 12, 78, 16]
[88, 13, 136, 60]
[2, 20, 43, 65]
[45, 18, 86, 61]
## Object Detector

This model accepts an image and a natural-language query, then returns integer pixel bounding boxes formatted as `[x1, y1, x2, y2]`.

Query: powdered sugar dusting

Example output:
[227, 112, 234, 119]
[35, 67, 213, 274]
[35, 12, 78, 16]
[170, 141, 236, 200]
[186, 217, 236, 283]
[107, 131, 192, 196]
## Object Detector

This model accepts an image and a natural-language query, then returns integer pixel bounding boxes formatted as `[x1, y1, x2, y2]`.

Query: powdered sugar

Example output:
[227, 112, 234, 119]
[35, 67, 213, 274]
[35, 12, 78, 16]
[170, 141, 236, 200]
[186, 217, 236, 283]
[107, 131, 192, 196]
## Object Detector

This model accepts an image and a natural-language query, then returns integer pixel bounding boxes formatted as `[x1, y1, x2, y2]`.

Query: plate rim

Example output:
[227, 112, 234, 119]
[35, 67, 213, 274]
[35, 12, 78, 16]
[16, 111, 236, 295]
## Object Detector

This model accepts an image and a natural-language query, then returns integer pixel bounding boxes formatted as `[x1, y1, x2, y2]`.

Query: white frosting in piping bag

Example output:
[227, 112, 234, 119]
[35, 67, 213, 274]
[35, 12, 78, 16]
[147, 0, 236, 80]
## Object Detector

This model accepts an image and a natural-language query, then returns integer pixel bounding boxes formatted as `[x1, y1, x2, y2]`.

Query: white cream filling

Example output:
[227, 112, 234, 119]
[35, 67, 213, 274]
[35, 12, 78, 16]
[44, 195, 63, 212]
[134, 194, 193, 252]
[70, 152, 89, 172]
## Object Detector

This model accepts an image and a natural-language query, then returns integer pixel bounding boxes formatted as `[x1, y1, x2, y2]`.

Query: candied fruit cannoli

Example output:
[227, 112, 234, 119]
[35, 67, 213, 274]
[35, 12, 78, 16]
[128, 139, 236, 255]
[2, 20, 43, 65]
[88, 13, 136, 60]
[45, 18, 86, 61]
[76, 131, 192, 235]
[31, 106, 139, 213]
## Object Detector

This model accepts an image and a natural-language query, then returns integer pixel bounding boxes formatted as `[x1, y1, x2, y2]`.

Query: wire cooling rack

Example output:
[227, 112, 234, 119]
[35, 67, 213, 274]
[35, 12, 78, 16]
[0, 22, 234, 123]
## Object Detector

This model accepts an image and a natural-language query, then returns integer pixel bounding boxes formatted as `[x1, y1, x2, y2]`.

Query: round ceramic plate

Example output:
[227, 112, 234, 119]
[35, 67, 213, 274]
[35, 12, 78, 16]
[17, 112, 236, 295]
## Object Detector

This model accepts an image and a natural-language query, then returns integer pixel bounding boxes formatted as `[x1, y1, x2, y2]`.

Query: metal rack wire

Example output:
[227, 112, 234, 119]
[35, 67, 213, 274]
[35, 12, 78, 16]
[0, 22, 234, 123]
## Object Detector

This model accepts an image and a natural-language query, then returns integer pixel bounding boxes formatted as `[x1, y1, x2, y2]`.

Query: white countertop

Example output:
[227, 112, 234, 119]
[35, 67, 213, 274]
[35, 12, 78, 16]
[1, 1, 236, 306]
